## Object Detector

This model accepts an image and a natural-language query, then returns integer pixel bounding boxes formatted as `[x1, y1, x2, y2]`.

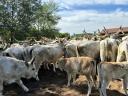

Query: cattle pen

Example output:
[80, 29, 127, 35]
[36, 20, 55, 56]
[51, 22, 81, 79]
[1, 0, 128, 95]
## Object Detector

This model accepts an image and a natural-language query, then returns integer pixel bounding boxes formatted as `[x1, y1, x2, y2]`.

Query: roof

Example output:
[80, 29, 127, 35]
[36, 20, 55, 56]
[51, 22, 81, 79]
[100, 27, 128, 35]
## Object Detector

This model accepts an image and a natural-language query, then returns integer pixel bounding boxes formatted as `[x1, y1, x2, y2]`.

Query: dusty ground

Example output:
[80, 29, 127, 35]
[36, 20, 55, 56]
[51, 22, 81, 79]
[3, 66, 126, 96]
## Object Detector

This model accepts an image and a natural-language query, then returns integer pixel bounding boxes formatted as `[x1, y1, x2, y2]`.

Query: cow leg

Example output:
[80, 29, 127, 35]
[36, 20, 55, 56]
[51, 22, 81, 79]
[111, 50, 116, 62]
[43, 63, 47, 69]
[87, 81, 93, 96]
[16, 80, 29, 92]
[100, 79, 108, 96]
[97, 64, 108, 96]
[43, 62, 49, 70]
[100, 48, 105, 62]
[72, 72, 77, 85]
[67, 73, 72, 87]
[122, 76, 128, 95]
[55, 62, 58, 68]
[90, 75, 97, 88]
[111, 45, 118, 62]
[116, 49, 123, 62]
[46, 63, 50, 70]
[0, 81, 3, 96]
[53, 64, 56, 72]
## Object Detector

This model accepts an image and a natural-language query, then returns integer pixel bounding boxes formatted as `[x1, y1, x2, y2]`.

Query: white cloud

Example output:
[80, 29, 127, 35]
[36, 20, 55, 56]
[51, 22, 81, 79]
[42, 0, 128, 5]
[57, 9, 128, 34]
[53, 0, 128, 5]
[41, 0, 128, 34]
[114, 0, 128, 4]
[94, 0, 113, 4]
[55, 0, 94, 5]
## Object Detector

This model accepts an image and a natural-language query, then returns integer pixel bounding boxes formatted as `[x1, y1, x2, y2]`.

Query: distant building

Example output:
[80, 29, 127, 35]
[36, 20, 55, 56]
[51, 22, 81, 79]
[99, 26, 128, 35]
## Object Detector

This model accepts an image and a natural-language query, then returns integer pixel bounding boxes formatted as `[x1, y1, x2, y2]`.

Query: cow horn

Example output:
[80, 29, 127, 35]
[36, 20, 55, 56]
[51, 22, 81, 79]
[29, 56, 36, 65]
[25, 61, 29, 67]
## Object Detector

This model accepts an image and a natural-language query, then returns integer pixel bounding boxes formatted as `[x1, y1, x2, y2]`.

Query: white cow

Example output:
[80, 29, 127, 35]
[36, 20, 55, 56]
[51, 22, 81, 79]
[97, 62, 128, 96]
[100, 37, 119, 62]
[2, 45, 39, 62]
[56, 56, 97, 96]
[64, 39, 88, 58]
[31, 43, 66, 72]
[77, 40, 100, 62]
[0, 56, 38, 96]
[116, 39, 128, 62]
[64, 43, 79, 57]
[3, 46, 25, 60]
[122, 35, 128, 41]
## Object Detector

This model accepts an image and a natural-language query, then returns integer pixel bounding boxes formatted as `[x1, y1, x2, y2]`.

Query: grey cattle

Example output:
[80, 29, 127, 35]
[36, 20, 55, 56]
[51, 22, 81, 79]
[98, 62, 128, 96]
[2, 45, 39, 62]
[31, 43, 66, 72]
[64, 40, 88, 58]
[0, 56, 38, 96]
[56, 56, 97, 96]
[116, 40, 128, 62]
[64, 42, 79, 57]
[100, 38, 119, 62]
[2, 46, 25, 60]
[77, 40, 100, 62]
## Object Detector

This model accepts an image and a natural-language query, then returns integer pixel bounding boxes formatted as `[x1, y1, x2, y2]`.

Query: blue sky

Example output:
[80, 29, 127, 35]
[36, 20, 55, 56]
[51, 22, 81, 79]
[43, 0, 128, 34]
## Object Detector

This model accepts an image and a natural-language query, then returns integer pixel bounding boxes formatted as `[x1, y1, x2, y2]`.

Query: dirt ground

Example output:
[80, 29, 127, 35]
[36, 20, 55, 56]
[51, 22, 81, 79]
[3, 66, 126, 96]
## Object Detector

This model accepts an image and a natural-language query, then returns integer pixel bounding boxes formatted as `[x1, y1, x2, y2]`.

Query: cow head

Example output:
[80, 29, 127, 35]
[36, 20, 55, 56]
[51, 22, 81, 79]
[25, 57, 39, 80]
[56, 56, 66, 71]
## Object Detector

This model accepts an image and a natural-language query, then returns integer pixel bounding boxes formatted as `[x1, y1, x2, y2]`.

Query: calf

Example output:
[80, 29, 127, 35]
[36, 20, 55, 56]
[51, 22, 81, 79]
[98, 62, 128, 96]
[56, 56, 97, 96]
[0, 56, 38, 96]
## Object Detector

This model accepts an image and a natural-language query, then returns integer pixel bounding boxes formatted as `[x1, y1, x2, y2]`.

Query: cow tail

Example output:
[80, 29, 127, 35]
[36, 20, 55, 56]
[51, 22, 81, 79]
[105, 39, 108, 61]
[97, 62, 102, 89]
[90, 60, 97, 86]
[76, 46, 79, 57]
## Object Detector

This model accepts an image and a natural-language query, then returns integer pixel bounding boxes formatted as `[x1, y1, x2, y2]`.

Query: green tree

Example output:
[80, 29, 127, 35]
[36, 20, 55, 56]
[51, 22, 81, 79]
[0, 0, 61, 42]
[59, 32, 70, 39]
[0, 0, 19, 43]
[16, 0, 41, 40]
[34, 1, 60, 39]
[0, 0, 41, 42]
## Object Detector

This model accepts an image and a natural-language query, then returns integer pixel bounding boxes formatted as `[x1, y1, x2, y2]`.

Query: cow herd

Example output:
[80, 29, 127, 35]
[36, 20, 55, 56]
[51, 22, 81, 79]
[0, 35, 128, 96]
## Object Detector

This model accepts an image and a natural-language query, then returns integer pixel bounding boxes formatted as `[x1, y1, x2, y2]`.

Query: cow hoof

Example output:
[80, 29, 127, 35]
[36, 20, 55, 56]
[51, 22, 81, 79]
[66, 84, 70, 87]
[26, 89, 34, 93]
[24, 88, 29, 92]
[71, 82, 76, 85]
[36, 77, 40, 81]
[0, 93, 3, 96]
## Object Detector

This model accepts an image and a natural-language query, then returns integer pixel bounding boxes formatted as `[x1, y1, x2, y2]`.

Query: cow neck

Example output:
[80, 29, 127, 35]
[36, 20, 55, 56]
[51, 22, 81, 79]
[58, 42, 68, 58]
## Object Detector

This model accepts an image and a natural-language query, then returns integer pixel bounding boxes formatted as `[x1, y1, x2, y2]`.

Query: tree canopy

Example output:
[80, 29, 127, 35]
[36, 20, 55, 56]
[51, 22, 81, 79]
[0, 0, 67, 43]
